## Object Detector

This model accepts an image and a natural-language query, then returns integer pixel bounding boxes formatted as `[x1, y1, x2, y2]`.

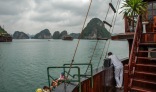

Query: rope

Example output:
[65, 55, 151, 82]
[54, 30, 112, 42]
[104, 7, 110, 21]
[85, 0, 113, 73]
[104, 0, 122, 59]
[104, 0, 113, 22]
[96, 0, 121, 68]
[96, 40, 107, 68]
[85, 40, 99, 74]
[67, 0, 93, 78]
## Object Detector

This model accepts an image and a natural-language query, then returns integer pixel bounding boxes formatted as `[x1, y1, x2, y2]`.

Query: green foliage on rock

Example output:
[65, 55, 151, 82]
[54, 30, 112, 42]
[0, 26, 11, 37]
[0, 26, 7, 34]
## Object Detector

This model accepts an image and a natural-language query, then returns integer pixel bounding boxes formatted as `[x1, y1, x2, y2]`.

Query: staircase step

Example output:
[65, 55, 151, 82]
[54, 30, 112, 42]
[137, 57, 156, 60]
[139, 43, 156, 48]
[132, 79, 156, 91]
[131, 86, 156, 92]
[139, 43, 156, 45]
[142, 32, 156, 34]
[135, 59, 156, 64]
[135, 63, 156, 73]
[136, 64, 156, 68]
[133, 79, 156, 85]
[138, 50, 156, 53]
[135, 71, 156, 76]
[133, 72, 156, 82]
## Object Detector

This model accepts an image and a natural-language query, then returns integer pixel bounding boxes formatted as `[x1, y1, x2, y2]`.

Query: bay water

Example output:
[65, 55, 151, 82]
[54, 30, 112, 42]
[0, 39, 128, 92]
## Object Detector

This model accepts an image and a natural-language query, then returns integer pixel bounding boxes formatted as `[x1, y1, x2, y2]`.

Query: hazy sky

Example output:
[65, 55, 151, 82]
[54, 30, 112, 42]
[0, 0, 124, 35]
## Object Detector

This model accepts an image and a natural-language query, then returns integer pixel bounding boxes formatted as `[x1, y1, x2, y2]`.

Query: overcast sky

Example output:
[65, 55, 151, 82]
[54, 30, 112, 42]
[0, 0, 124, 35]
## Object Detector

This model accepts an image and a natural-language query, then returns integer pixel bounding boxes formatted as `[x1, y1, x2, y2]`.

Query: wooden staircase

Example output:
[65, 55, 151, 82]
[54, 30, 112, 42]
[130, 42, 156, 92]
[124, 16, 156, 92]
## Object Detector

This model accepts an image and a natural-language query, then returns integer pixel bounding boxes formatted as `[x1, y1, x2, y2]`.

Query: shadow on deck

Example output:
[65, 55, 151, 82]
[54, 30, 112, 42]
[104, 86, 124, 92]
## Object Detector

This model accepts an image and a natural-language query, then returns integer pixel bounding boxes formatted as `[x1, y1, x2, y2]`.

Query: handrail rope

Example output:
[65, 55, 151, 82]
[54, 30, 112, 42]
[96, 0, 115, 69]
[96, 40, 107, 68]
[67, 0, 93, 78]
[85, 40, 99, 74]
[85, 0, 113, 73]
[96, 0, 121, 68]
[104, 0, 122, 59]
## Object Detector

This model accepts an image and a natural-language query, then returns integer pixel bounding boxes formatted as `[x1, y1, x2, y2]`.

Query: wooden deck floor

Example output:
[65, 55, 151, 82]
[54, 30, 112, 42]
[104, 86, 124, 92]
[111, 32, 134, 40]
[53, 85, 124, 92]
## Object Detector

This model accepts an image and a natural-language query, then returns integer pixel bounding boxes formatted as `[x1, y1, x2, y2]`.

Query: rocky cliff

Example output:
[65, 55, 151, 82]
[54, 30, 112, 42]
[33, 29, 51, 39]
[52, 31, 60, 39]
[52, 30, 68, 39]
[0, 26, 12, 42]
[13, 31, 29, 39]
[80, 18, 110, 39]
[59, 30, 68, 39]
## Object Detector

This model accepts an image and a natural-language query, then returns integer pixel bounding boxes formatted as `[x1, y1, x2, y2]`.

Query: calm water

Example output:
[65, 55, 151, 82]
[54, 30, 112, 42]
[0, 39, 128, 92]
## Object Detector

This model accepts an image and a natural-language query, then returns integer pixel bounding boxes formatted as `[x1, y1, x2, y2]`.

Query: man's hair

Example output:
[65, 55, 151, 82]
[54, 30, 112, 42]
[108, 52, 112, 56]
[61, 72, 65, 75]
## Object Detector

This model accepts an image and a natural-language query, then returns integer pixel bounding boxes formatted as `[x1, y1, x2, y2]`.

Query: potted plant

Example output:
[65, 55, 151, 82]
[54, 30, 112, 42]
[120, 0, 148, 32]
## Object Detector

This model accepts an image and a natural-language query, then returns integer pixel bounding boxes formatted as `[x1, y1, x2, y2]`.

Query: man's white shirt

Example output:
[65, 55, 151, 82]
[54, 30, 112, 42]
[108, 55, 123, 68]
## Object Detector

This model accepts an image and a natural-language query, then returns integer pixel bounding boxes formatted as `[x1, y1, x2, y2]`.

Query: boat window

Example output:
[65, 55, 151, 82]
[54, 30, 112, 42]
[153, 3, 156, 9]
[154, 10, 156, 15]
[148, 3, 152, 9]
[147, 1, 156, 20]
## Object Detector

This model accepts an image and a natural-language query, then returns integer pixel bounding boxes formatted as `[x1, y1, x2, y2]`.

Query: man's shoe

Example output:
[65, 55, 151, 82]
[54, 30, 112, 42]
[115, 86, 120, 89]
[120, 86, 124, 89]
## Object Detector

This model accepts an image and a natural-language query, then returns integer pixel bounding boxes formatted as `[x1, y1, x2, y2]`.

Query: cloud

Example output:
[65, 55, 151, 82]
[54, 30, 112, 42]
[0, 0, 124, 35]
[0, 0, 31, 15]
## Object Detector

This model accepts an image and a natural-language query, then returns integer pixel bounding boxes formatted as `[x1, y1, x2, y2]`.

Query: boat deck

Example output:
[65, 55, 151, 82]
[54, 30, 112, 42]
[104, 86, 124, 92]
[51, 58, 128, 92]
[111, 32, 134, 40]
[53, 84, 124, 92]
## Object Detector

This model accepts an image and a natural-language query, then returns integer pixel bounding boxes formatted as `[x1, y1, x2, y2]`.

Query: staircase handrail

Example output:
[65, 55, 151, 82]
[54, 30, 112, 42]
[128, 15, 143, 73]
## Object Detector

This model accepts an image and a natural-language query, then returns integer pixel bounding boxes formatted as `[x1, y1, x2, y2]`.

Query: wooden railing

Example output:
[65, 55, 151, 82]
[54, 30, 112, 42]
[124, 15, 143, 91]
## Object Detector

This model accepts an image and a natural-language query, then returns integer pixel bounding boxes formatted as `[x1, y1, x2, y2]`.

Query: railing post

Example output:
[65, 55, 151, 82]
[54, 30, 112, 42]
[47, 66, 81, 92]
[64, 63, 94, 88]
[124, 64, 129, 92]
[90, 64, 93, 88]
[47, 67, 51, 87]
[78, 67, 81, 92]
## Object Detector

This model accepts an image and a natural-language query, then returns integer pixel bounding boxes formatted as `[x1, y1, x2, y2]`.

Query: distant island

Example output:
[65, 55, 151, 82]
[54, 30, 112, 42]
[13, 31, 29, 39]
[0, 26, 12, 42]
[52, 30, 80, 39]
[80, 18, 110, 39]
[11, 18, 110, 40]
[32, 29, 51, 39]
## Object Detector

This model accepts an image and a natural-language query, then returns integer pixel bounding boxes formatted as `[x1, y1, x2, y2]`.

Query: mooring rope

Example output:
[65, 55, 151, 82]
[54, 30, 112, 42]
[85, 0, 113, 74]
[85, 40, 99, 74]
[67, 0, 93, 78]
